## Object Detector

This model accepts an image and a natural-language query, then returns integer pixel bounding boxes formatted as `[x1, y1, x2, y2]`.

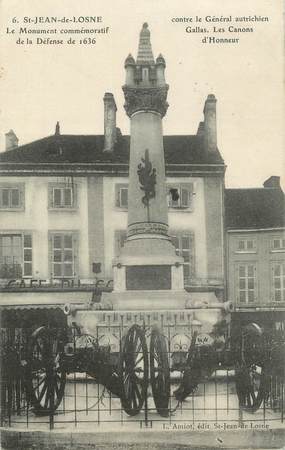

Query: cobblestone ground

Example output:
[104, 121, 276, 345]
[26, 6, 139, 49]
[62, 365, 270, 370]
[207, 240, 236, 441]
[3, 376, 284, 433]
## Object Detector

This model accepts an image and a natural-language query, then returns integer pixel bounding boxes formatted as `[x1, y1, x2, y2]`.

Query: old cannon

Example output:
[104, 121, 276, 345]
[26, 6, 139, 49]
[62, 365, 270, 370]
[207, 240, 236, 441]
[24, 321, 170, 417]
[3, 289, 283, 419]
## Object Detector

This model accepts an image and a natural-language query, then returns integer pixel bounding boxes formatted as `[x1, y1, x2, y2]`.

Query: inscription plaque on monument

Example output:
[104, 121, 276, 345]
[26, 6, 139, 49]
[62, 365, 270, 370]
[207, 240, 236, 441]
[126, 265, 171, 290]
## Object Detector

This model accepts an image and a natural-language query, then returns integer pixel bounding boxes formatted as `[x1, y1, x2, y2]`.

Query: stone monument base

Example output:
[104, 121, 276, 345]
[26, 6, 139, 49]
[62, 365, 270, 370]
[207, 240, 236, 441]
[102, 289, 190, 310]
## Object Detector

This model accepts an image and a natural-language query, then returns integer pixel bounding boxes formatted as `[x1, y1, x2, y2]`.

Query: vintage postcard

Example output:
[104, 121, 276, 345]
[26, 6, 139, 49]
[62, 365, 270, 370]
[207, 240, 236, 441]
[0, 1, 284, 449]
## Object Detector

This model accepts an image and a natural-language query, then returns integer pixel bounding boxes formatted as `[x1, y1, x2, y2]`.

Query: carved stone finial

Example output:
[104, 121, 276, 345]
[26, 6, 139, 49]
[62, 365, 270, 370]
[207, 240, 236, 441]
[136, 22, 154, 64]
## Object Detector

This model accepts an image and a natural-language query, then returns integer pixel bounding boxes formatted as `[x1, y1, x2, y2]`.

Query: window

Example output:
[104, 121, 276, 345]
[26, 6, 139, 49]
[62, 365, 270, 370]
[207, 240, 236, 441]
[23, 234, 33, 276]
[272, 263, 285, 302]
[49, 233, 78, 278]
[53, 187, 72, 208]
[0, 185, 24, 209]
[48, 183, 76, 209]
[167, 184, 194, 209]
[236, 239, 257, 252]
[237, 264, 257, 303]
[271, 238, 285, 252]
[115, 184, 128, 208]
[0, 233, 32, 278]
[170, 232, 195, 281]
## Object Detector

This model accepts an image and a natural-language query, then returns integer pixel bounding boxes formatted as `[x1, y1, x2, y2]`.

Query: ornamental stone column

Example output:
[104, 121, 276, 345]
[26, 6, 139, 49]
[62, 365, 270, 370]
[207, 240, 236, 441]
[113, 23, 184, 297]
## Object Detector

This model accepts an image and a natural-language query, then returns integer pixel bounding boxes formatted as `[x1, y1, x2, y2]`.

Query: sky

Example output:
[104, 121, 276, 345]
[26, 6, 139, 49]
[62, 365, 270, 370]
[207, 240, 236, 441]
[0, 0, 284, 189]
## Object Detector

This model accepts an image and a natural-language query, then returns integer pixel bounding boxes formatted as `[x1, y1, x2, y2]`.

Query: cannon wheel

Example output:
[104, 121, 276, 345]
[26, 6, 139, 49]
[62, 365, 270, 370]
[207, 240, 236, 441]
[150, 327, 170, 417]
[119, 324, 148, 416]
[235, 323, 270, 413]
[26, 326, 66, 415]
[173, 332, 201, 402]
[236, 363, 269, 413]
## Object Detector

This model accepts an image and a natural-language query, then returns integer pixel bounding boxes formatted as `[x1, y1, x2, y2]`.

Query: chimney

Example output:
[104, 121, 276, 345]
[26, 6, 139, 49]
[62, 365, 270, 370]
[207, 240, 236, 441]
[196, 121, 205, 137]
[5, 129, 19, 151]
[263, 176, 281, 189]
[203, 94, 217, 152]
[55, 121, 60, 135]
[103, 93, 117, 152]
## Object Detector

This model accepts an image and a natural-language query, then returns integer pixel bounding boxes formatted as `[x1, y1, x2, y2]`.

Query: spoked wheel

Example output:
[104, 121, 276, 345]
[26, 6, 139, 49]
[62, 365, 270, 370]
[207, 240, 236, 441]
[173, 332, 201, 402]
[235, 323, 270, 412]
[236, 364, 269, 413]
[150, 327, 170, 417]
[26, 327, 66, 415]
[119, 324, 148, 416]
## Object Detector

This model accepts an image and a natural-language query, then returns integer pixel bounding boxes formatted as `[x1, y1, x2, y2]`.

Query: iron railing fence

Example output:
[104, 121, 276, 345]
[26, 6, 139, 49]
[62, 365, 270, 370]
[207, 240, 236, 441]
[0, 324, 284, 431]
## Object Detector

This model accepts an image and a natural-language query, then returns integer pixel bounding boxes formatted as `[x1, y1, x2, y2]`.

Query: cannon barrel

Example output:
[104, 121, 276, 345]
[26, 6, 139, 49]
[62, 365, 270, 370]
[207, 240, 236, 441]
[63, 303, 87, 315]
[63, 299, 233, 316]
[63, 286, 114, 315]
[63, 300, 113, 316]
[185, 300, 233, 312]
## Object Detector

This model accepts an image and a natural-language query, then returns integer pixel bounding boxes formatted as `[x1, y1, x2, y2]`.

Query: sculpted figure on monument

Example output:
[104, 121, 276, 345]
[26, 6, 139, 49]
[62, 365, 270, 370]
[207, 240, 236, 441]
[137, 149, 156, 207]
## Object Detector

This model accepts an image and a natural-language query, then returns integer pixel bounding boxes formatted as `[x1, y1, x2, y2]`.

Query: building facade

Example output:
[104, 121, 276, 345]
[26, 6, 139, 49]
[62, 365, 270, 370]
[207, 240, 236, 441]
[0, 26, 225, 305]
[225, 176, 285, 330]
[0, 127, 225, 295]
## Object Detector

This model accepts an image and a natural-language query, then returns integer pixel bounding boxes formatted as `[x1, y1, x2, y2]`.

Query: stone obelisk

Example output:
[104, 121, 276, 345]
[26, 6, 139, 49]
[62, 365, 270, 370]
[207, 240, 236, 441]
[113, 23, 187, 309]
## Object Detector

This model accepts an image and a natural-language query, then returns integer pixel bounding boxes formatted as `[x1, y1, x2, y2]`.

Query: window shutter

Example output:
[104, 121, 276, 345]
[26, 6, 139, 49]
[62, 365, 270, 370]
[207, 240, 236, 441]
[189, 183, 194, 207]
[181, 183, 194, 209]
[235, 265, 240, 303]
[72, 234, 79, 278]
[48, 184, 53, 208]
[48, 233, 53, 279]
[166, 185, 172, 207]
[115, 184, 129, 208]
[19, 184, 25, 208]
[180, 188, 188, 207]
[120, 188, 128, 208]
[115, 185, 120, 207]
[53, 188, 61, 207]
[73, 184, 77, 208]
[189, 232, 195, 278]
[2, 189, 9, 207]
[271, 265, 275, 301]
[254, 265, 258, 302]
[63, 188, 72, 207]
[238, 240, 244, 251]
[11, 189, 19, 207]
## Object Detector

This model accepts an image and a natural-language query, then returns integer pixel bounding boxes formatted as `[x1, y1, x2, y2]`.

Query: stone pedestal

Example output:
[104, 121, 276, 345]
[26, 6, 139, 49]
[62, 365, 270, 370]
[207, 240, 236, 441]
[104, 290, 189, 311]
[113, 237, 184, 294]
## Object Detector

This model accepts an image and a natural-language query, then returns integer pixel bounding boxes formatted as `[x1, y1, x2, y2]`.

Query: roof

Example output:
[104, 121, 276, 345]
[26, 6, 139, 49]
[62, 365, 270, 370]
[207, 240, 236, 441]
[0, 134, 224, 175]
[225, 188, 285, 230]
